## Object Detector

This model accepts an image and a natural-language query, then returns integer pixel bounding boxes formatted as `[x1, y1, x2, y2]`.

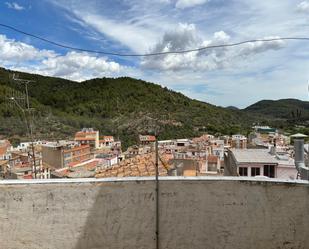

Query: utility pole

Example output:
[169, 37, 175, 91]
[8, 74, 37, 179]
[151, 117, 160, 249]
[155, 134, 159, 249]
[145, 115, 160, 249]
[116, 97, 120, 142]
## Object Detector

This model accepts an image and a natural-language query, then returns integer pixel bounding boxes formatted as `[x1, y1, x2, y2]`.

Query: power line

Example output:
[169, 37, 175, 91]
[7, 74, 38, 179]
[1, 23, 309, 57]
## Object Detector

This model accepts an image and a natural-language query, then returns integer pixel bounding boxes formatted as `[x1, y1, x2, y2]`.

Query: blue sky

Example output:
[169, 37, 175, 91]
[0, 0, 309, 108]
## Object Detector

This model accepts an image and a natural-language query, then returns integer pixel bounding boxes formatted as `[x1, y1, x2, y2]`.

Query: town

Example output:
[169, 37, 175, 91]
[1, 125, 308, 181]
[1, 1, 309, 248]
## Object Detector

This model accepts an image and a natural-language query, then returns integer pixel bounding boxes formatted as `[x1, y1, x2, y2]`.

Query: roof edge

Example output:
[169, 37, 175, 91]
[0, 176, 308, 185]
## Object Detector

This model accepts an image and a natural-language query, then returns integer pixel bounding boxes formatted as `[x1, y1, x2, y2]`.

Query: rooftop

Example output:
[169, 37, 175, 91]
[96, 152, 171, 178]
[291, 133, 308, 138]
[42, 141, 77, 148]
[231, 149, 278, 164]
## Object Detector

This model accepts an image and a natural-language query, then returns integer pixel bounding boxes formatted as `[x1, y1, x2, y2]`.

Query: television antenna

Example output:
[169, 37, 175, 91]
[7, 74, 38, 178]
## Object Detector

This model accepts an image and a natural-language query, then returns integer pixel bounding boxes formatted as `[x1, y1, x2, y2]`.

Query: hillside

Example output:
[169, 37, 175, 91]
[245, 99, 309, 121]
[0, 67, 253, 147]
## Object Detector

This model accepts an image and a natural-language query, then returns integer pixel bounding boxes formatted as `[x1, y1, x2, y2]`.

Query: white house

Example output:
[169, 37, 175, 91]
[225, 148, 298, 180]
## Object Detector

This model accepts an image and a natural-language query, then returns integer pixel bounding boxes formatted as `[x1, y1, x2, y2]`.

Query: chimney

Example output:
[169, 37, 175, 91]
[270, 138, 277, 155]
[291, 133, 308, 180]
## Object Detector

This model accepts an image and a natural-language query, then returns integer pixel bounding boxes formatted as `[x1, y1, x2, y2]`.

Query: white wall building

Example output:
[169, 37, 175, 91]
[225, 149, 298, 180]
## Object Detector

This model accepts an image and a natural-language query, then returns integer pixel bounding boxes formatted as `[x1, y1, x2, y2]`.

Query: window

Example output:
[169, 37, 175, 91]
[251, 167, 260, 177]
[64, 153, 71, 159]
[264, 165, 275, 178]
[239, 167, 248, 176]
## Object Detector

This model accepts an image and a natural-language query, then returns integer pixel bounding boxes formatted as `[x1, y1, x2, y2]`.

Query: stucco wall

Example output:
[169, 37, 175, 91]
[277, 166, 298, 180]
[42, 146, 63, 169]
[0, 177, 308, 249]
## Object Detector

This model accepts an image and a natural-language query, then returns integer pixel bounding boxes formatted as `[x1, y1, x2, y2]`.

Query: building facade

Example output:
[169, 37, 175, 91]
[42, 142, 91, 169]
[75, 128, 99, 149]
[139, 135, 156, 145]
[224, 148, 298, 180]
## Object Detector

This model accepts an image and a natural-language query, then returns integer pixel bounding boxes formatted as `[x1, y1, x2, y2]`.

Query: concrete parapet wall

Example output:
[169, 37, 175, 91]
[0, 177, 308, 249]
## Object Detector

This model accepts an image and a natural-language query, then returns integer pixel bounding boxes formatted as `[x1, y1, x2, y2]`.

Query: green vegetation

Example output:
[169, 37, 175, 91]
[0, 67, 308, 148]
[245, 99, 309, 121]
[245, 99, 309, 138]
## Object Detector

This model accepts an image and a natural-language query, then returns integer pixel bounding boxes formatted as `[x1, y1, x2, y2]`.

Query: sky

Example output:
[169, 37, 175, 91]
[0, 0, 309, 108]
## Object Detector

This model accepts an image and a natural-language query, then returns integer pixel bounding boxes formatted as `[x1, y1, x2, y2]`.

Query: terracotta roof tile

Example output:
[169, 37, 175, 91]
[96, 152, 170, 178]
[0, 147, 8, 156]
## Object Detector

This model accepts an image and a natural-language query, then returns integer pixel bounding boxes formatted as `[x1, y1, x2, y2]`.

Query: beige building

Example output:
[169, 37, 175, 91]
[139, 135, 156, 145]
[230, 134, 247, 149]
[99, 136, 114, 147]
[42, 141, 91, 169]
[74, 128, 99, 149]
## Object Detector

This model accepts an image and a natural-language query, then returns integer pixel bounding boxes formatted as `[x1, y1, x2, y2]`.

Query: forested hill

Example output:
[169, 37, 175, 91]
[245, 99, 309, 121]
[0, 67, 253, 147]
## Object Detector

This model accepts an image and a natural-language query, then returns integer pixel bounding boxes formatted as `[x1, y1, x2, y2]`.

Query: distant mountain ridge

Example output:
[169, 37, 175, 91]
[226, 106, 239, 111]
[244, 98, 309, 121]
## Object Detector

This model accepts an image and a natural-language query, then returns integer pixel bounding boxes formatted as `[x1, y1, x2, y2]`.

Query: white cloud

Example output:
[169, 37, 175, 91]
[238, 37, 284, 56]
[39, 51, 121, 81]
[297, 1, 309, 13]
[0, 34, 123, 81]
[5, 2, 25, 10]
[47, 1, 165, 54]
[175, 0, 209, 9]
[0, 35, 56, 63]
[75, 13, 160, 53]
[141, 24, 285, 72]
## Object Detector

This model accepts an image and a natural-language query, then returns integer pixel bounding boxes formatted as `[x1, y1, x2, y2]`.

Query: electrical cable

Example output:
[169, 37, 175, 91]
[1, 23, 309, 57]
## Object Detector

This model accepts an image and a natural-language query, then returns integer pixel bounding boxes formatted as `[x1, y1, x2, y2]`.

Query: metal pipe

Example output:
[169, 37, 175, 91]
[294, 138, 305, 169]
[155, 138, 159, 249]
[291, 134, 308, 180]
[291, 134, 307, 169]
